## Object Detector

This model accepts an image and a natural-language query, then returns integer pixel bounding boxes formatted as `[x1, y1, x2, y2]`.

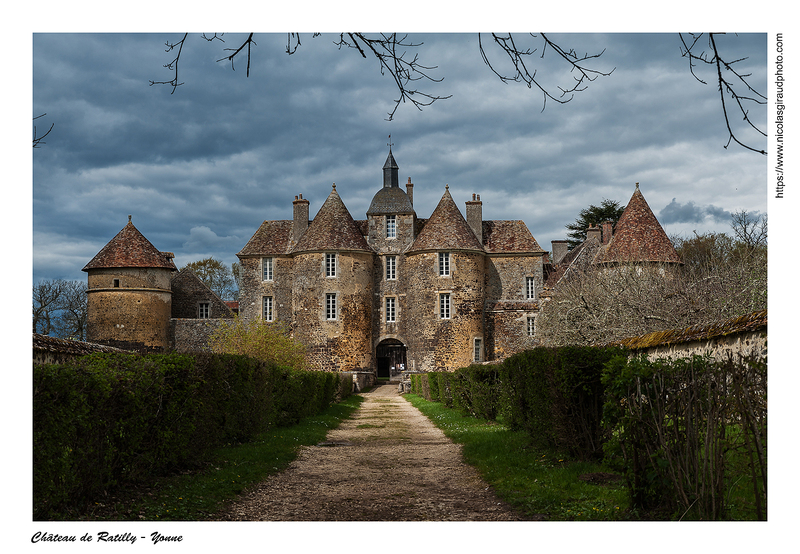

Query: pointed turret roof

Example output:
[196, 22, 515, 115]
[368, 146, 413, 215]
[82, 216, 177, 271]
[292, 185, 373, 253]
[407, 187, 484, 253]
[595, 184, 682, 264]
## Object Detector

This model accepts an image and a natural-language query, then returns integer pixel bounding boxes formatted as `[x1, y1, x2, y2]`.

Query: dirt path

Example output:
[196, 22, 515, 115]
[214, 384, 524, 521]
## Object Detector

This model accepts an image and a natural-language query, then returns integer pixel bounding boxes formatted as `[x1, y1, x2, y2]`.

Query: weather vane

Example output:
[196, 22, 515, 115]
[388, 134, 393, 150]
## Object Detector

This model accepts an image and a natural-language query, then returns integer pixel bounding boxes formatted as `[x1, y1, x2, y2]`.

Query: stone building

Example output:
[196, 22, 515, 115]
[81, 154, 683, 375]
[237, 148, 546, 375]
[83, 216, 232, 353]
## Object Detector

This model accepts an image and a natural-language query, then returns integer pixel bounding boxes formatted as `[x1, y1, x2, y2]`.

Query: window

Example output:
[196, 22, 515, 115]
[526, 276, 536, 299]
[326, 293, 337, 320]
[438, 252, 450, 276]
[262, 257, 274, 281]
[439, 292, 451, 319]
[113, 279, 120, 288]
[198, 302, 210, 319]
[263, 296, 273, 321]
[474, 338, 483, 362]
[385, 297, 396, 323]
[325, 253, 337, 277]
[386, 256, 397, 280]
[386, 215, 397, 238]
[527, 316, 535, 337]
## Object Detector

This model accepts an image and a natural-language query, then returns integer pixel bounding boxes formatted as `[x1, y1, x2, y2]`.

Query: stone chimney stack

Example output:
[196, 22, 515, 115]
[586, 224, 602, 243]
[293, 194, 309, 244]
[551, 240, 568, 264]
[405, 177, 414, 206]
[601, 220, 613, 245]
[465, 193, 483, 244]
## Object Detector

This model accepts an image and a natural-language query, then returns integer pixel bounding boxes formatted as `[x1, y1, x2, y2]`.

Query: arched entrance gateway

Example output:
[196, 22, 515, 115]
[375, 338, 407, 380]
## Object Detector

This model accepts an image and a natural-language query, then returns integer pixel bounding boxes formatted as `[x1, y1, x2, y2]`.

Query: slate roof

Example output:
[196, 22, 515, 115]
[366, 185, 415, 215]
[292, 186, 373, 253]
[238, 220, 294, 256]
[83, 217, 177, 271]
[482, 220, 545, 254]
[595, 185, 682, 264]
[407, 187, 484, 253]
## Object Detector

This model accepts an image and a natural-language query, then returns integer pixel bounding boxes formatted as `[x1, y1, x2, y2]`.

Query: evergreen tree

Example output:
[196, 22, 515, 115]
[565, 199, 625, 249]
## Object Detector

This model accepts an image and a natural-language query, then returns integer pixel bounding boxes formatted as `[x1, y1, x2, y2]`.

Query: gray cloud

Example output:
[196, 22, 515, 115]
[659, 198, 732, 225]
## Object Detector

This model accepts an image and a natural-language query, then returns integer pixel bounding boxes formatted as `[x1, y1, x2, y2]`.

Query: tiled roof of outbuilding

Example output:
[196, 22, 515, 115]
[483, 220, 545, 254]
[82, 218, 177, 271]
[595, 186, 682, 264]
[238, 220, 294, 256]
[407, 187, 484, 253]
[292, 186, 373, 253]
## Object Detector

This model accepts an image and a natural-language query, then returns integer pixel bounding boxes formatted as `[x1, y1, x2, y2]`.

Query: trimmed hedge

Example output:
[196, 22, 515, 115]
[410, 346, 627, 460]
[33, 352, 349, 519]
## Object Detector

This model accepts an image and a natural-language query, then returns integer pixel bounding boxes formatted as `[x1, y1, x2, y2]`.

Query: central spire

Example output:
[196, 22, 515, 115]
[383, 135, 399, 188]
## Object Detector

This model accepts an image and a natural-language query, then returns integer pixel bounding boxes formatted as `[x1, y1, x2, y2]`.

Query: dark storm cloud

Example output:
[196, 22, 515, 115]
[659, 198, 732, 224]
[32, 32, 768, 285]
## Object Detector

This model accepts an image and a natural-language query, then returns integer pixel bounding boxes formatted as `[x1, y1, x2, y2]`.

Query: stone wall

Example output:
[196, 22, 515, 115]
[33, 333, 131, 365]
[170, 318, 231, 353]
[611, 310, 767, 363]
[171, 269, 234, 319]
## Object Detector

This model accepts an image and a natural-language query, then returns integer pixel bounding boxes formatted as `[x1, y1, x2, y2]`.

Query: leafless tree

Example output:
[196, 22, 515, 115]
[53, 281, 88, 340]
[679, 33, 767, 155]
[730, 209, 767, 247]
[538, 223, 767, 346]
[33, 279, 65, 335]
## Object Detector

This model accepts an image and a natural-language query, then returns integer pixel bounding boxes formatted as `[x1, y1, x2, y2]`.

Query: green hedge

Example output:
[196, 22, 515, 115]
[33, 352, 349, 519]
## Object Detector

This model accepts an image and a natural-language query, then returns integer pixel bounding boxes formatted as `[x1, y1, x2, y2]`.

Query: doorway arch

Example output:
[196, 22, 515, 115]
[376, 338, 407, 380]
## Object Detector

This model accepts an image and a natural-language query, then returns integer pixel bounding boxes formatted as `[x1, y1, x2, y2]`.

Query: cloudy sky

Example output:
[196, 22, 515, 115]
[32, 31, 769, 285]
[15, 7, 794, 549]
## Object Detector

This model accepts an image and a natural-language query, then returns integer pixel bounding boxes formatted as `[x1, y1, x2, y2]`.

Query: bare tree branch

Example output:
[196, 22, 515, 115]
[679, 33, 767, 155]
[149, 33, 189, 93]
[479, 33, 614, 111]
[333, 33, 452, 121]
[33, 113, 54, 148]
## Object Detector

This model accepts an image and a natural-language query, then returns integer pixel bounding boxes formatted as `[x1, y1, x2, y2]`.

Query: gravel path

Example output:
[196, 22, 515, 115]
[214, 384, 524, 521]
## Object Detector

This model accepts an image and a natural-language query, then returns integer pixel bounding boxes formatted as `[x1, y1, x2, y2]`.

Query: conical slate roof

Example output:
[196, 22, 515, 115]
[407, 187, 484, 253]
[292, 185, 372, 253]
[596, 185, 682, 264]
[83, 217, 177, 271]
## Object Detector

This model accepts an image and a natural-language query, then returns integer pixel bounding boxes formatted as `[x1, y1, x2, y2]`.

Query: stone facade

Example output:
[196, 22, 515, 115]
[237, 150, 546, 374]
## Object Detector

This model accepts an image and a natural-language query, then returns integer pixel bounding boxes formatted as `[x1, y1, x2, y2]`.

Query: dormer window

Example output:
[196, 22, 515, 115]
[386, 215, 397, 239]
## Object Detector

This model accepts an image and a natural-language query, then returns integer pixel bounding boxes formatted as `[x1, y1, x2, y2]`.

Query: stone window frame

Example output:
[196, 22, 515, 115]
[526, 276, 536, 300]
[262, 257, 274, 281]
[473, 337, 483, 362]
[386, 255, 397, 280]
[325, 292, 338, 320]
[527, 316, 535, 337]
[198, 302, 210, 319]
[386, 215, 397, 239]
[438, 252, 451, 277]
[325, 253, 337, 278]
[439, 292, 451, 319]
[385, 296, 397, 323]
[263, 295, 274, 322]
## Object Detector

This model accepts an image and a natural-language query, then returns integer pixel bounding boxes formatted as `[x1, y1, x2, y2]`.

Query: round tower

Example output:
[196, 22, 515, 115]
[82, 216, 177, 352]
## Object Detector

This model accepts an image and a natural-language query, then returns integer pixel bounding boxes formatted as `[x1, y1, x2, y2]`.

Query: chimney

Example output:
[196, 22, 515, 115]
[601, 220, 613, 244]
[293, 194, 309, 244]
[586, 224, 601, 243]
[465, 193, 483, 244]
[551, 240, 568, 264]
[405, 177, 414, 206]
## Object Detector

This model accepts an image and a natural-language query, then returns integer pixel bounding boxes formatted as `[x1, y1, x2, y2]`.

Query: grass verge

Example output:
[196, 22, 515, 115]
[404, 393, 630, 521]
[70, 394, 365, 521]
